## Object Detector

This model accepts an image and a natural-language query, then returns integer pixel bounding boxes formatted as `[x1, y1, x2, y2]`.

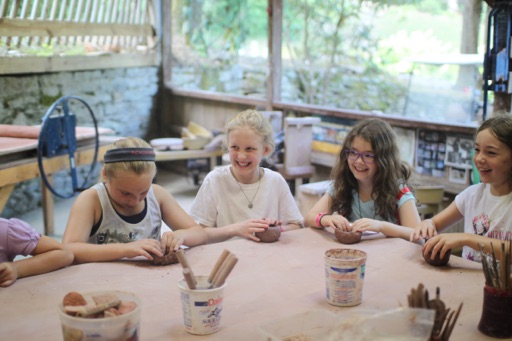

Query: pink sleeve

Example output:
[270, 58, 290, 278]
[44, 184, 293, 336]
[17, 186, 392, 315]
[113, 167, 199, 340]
[6, 218, 40, 260]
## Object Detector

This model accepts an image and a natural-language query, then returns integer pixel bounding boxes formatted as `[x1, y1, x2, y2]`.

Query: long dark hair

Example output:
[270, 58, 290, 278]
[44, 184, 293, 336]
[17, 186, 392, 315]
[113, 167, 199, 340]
[330, 118, 411, 220]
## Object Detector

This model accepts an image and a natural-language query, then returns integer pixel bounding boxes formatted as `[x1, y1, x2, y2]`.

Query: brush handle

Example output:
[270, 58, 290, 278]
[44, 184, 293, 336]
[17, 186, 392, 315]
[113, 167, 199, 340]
[183, 268, 197, 290]
[213, 254, 238, 288]
[208, 249, 230, 284]
[176, 249, 197, 286]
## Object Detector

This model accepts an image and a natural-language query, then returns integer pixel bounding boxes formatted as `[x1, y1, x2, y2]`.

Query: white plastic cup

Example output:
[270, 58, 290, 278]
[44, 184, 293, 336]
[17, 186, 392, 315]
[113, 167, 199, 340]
[57, 290, 141, 341]
[324, 248, 367, 307]
[177, 275, 226, 335]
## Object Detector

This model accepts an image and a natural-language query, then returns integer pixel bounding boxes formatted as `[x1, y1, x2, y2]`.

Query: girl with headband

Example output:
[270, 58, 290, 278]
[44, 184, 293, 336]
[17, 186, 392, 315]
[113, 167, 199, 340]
[62, 137, 207, 263]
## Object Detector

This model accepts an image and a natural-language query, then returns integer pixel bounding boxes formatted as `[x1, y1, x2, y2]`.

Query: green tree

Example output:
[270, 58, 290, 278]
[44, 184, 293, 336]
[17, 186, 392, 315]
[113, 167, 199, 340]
[283, 0, 419, 109]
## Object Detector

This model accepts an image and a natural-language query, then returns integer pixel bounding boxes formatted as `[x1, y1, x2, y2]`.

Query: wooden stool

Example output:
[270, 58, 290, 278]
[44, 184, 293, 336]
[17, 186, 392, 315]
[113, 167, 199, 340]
[415, 185, 445, 219]
[276, 116, 321, 195]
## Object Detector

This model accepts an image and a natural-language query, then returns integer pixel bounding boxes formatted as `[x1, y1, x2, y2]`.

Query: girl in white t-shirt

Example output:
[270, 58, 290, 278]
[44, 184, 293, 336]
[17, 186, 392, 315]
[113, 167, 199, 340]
[189, 110, 303, 243]
[412, 115, 512, 262]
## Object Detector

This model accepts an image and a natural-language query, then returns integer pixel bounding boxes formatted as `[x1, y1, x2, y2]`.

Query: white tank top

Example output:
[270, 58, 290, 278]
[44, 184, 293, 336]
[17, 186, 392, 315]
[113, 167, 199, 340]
[88, 183, 162, 244]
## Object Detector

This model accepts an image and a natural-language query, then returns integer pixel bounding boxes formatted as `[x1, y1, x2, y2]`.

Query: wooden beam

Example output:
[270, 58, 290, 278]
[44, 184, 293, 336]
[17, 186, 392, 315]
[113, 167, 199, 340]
[267, 0, 282, 107]
[0, 18, 154, 37]
[0, 142, 110, 235]
[161, 0, 172, 85]
[0, 184, 15, 215]
[168, 88, 478, 135]
[0, 143, 109, 187]
[40, 177, 55, 235]
[0, 53, 158, 74]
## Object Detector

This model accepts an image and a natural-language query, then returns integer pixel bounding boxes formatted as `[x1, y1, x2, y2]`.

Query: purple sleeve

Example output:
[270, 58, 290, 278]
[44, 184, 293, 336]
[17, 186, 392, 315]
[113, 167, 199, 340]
[5, 218, 40, 261]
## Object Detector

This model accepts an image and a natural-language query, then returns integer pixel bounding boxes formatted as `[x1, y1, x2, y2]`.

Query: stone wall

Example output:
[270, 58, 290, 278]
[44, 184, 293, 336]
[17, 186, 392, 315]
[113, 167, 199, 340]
[0, 66, 159, 218]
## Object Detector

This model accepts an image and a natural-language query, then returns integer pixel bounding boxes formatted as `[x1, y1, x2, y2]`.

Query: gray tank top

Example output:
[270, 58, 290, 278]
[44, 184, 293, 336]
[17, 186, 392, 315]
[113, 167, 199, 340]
[88, 183, 162, 244]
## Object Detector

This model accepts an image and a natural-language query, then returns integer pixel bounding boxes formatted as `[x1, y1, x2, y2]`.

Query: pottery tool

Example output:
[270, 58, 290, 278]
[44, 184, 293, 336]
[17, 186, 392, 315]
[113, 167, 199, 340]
[176, 249, 197, 288]
[407, 283, 462, 341]
[208, 249, 230, 285]
[440, 302, 463, 341]
[209, 251, 238, 289]
[480, 240, 512, 290]
[480, 243, 492, 286]
[64, 299, 121, 317]
[183, 268, 197, 290]
[212, 254, 238, 288]
[490, 242, 501, 289]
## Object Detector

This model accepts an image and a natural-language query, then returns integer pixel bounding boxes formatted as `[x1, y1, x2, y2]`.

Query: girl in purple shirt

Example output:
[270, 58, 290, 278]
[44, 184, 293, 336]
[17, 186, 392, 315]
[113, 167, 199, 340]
[0, 218, 73, 287]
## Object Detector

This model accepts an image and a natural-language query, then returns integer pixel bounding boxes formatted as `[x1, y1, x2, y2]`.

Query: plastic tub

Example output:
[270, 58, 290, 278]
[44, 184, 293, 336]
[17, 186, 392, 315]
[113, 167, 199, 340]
[58, 290, 141, 341]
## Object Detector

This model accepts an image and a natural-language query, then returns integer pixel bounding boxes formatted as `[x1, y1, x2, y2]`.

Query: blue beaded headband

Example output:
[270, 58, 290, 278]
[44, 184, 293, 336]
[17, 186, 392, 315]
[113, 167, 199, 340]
[104, 148, 156, 163]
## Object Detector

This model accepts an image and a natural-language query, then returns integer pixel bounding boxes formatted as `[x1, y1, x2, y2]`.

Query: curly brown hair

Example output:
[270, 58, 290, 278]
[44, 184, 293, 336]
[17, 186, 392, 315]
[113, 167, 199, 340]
[330, 118, 411, 221]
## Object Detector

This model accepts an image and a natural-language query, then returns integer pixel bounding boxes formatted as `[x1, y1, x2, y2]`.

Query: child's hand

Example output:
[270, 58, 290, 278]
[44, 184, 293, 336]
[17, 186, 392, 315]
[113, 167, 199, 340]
[124, 239, 163, 260]
[351, 218, 382, 234]
[422, 234, 459, 260]
[161, 231, 184, 252]
[262, 218, 282, 227]
[410, 219, 437, 242]
[321, 214, 351, 231]
[233, 219, 268, 242]
[0, 262, 18, 287]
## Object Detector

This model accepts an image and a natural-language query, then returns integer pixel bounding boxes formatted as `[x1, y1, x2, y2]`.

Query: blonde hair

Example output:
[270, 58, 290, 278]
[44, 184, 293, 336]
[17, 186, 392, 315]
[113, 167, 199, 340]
[103, 137, 156, 179]
[225, 109, 275, 153]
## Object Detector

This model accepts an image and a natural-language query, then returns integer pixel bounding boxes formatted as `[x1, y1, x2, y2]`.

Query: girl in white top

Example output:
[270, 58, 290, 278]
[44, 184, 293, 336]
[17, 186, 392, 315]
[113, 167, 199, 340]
[411, 115, 512, 262]
[190, 109, 303, 243]
[63, 137, 207, 263]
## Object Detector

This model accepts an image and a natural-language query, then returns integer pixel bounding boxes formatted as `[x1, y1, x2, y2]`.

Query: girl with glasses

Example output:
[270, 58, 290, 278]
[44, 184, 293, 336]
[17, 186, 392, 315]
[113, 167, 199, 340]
[305, 118, 421, 239]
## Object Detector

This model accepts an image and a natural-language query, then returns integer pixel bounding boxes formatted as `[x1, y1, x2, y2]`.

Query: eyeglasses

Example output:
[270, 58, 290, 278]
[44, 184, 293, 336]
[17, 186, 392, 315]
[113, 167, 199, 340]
[344, 149, 376, 164]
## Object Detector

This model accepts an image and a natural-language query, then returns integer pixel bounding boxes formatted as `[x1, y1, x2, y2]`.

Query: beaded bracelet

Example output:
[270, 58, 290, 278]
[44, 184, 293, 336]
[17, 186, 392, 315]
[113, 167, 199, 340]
[315, 212, 327, 227]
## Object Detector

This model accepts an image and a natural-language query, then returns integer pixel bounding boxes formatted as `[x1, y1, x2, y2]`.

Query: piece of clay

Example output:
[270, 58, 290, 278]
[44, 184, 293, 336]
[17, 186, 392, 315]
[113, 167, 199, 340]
[335, 229, 362, 244]
[423, 248, 451, 266]
[256, 224, 281, 243]
[151, 251, 179, 265]
[63, 292, 87, 307]
[62, 292, 138, 319]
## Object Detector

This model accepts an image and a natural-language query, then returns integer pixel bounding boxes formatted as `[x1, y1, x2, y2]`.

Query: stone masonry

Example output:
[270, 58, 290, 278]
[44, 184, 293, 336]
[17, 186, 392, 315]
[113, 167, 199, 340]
[0, 66, 159, 218]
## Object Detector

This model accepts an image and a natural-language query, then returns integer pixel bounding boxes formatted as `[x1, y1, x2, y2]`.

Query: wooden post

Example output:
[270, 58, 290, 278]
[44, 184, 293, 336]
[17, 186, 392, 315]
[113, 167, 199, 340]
[267, 0, 282, 110]
[41, 176, 55, 236]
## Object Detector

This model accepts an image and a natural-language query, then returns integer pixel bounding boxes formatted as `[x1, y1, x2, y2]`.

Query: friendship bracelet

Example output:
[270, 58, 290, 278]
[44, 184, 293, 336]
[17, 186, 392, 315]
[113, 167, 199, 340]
[315, 212, 327, 227]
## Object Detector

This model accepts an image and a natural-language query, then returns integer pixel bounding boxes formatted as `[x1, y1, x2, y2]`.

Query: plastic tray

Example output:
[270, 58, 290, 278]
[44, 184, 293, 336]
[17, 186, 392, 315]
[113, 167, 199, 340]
[257, 310, 337, 341]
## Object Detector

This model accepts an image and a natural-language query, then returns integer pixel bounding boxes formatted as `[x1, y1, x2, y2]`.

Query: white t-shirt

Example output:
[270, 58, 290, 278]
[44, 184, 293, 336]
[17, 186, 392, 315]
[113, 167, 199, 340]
[190, 166, 303, 228]
[455, 183, 512, 262]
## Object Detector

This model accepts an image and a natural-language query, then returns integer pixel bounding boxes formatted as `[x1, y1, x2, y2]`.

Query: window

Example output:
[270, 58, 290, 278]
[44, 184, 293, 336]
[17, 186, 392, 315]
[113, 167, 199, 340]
[169, 1, 489, 125]
[281, 0, 487, 124]
[170, 0, 268, 98]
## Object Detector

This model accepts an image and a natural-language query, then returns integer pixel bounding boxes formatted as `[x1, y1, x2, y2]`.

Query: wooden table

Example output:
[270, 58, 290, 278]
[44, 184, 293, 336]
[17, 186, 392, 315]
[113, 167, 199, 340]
[0, 228, 491, 340]
[0, 136, 110, 236]
[155, 148, 224, 171]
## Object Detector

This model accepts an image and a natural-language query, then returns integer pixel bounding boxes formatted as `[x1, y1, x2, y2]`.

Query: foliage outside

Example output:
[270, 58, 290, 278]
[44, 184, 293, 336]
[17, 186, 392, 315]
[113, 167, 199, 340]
[171, 0, 487, 124]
